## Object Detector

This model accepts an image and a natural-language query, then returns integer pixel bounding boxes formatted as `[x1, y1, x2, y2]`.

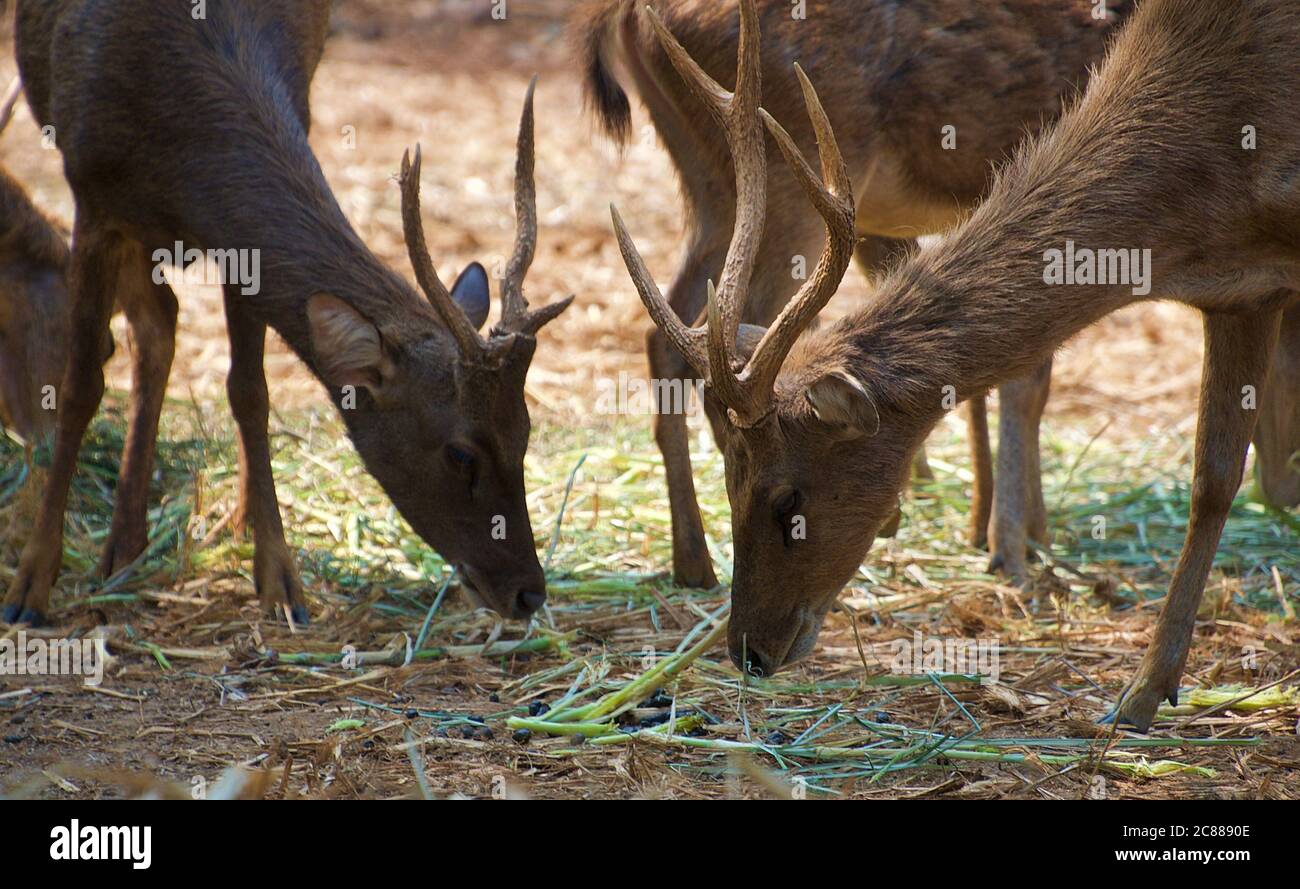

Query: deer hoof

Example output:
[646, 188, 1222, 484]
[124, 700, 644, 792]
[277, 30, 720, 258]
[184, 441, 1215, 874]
[98, 530, 147, 579]
[1101, 672, 1182, 733]
[671, 556, 718, 590]
[17, 608, 47, 627]
[4, 550, 59, 627]
[254, 549, 310, 626]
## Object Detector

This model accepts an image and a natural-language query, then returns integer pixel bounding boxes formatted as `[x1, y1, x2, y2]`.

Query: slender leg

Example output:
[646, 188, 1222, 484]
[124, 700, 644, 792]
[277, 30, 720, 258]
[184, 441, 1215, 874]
[648, 325, 717, 588]
[98, 242, 178, 577]
[223, 292, 308, 624]
[912, 448, 934, 482]
[3, 218, 121, 625]
[967, 395, 993, 549]
[988, 358, 1053, 582]
[1112, 309, 1281, 731]
[1252, 301, 1300, 507]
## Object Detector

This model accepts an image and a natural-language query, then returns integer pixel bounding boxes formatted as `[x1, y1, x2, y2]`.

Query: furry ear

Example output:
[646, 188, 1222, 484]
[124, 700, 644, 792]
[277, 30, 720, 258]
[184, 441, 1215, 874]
[805, 368, 880, 437]
[734, 323, 766, 362]
[306, 294, 394, 393]
[449, 262, 491, 330]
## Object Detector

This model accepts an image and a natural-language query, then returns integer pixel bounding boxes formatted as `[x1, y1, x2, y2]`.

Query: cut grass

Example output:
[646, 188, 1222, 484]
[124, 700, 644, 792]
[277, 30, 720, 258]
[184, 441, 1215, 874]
[1, 393, 1296, 797]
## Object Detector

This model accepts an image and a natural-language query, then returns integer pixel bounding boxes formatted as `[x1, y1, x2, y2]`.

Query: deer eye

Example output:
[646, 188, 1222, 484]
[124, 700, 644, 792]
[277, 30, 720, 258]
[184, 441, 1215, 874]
[772, 488, 801, 521]
[444, 443, 477, 475]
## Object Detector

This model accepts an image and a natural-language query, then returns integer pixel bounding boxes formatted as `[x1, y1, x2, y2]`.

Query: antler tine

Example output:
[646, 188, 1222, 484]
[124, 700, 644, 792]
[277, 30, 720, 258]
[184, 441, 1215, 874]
[647, 0, 767, 421]
[500, 76, 538, 326]
[611, 204, 710, 378]
[0, 77, 22, 135]
[744, 64, 856, 399]
[399, 145, 487, 358]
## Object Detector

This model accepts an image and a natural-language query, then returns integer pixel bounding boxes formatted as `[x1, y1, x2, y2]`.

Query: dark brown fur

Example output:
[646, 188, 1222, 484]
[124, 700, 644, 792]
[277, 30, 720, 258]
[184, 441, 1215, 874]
[0, 165, 70, 443]
[4, 0, 565, 626]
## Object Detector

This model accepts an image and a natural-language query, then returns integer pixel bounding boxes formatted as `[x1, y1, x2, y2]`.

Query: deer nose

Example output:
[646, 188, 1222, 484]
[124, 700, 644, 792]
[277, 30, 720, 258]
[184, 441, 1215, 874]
[515, 588, 546, 617]
[729, 642, 772, 678]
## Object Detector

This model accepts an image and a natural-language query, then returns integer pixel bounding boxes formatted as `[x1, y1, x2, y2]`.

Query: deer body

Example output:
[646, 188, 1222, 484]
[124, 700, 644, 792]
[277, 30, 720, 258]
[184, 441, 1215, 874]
[584, 0, 1134, 586]
[621, 0, 1300, 732]
[3, 0, 568, 626]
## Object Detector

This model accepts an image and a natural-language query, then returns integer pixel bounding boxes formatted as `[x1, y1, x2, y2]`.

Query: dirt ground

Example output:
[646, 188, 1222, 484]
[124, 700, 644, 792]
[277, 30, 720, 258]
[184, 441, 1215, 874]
[1, 2, 1296, 800]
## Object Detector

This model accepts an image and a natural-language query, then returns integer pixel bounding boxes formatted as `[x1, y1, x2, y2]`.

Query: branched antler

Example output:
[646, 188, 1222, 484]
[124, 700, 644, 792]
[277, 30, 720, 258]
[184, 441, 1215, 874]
[400, 78, 570, 362]
[611, 0, 855, 426]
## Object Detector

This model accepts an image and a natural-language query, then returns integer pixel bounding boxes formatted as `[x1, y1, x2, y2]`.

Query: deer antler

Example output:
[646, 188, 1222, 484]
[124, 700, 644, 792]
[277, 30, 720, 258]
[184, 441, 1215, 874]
[400, 145, 489, 359]
[612, 0, 766, 417]
[399, 79, 570, 359]
[495, 76, 574, 337]
[0, 77, 23, 135]
[746, 66, 856, 404]
[611, 0, 854, 426]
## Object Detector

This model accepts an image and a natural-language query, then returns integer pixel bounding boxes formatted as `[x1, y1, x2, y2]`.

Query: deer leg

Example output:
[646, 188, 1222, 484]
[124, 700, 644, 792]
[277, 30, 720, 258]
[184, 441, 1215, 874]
[3, 219, 122, 625]
[967, 395, 993, 549]
[224, 293, 308, 625]
[1111, 308, 1281, 731]
[1252, 301, 1300, 507]
[648, 325, 717, 588]
[98, 243, 178, 578]
[988, 358, 1053, 584]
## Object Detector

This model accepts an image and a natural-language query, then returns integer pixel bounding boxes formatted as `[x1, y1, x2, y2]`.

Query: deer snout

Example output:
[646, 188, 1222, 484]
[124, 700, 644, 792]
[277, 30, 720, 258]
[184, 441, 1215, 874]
[459, 562, 547, 620]
[729, 638, 778, 678]
[514, 587, 546, 618]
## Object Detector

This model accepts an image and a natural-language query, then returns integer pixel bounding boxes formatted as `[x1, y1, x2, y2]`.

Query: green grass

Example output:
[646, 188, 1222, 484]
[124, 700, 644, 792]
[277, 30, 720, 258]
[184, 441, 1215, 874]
[1, 391, 1295, 621]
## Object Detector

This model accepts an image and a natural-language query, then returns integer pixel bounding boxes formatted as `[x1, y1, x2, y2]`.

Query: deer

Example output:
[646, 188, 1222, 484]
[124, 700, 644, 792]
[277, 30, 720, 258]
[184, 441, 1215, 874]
[2, 0, 571, 628]
[0, 77, 70, 446]
[615, 0, 1300, 731]
[581, 0, 1140, 589]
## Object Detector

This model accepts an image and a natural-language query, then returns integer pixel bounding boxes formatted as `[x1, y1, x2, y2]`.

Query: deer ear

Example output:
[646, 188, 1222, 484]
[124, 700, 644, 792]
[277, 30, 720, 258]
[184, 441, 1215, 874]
[450, 262, 490, 330]
[734, 323, 767, 362]
[805, 368, 880, 438]
[307, 294, 394, 393]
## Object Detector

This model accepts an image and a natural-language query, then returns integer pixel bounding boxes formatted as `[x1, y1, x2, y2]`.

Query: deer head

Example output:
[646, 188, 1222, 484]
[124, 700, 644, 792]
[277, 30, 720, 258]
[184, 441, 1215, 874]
[306, 79, 572, 619]
[614, 0, 904, 674]
[0, 78, 71, 447]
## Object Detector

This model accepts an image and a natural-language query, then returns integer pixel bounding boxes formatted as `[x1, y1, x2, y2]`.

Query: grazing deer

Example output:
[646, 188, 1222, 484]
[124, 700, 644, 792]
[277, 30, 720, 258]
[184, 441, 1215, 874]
[0, 78, 70, 445]
[582, 0, 1136, 587]
[618, 0, 1300, 731]
[2, 0, 570, 627]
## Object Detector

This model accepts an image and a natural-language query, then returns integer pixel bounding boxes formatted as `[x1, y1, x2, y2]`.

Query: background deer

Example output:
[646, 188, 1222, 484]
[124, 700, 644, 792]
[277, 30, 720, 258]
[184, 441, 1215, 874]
[0, 76, 69, 445]
[621, 0, 1300, 731]
[2, 0, 570, 627]
[582, 0, 1138, 587]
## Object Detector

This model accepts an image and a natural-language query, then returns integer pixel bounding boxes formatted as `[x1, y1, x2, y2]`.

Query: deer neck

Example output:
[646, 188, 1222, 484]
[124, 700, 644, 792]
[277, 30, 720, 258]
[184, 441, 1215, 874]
[175, 59, 436, 367]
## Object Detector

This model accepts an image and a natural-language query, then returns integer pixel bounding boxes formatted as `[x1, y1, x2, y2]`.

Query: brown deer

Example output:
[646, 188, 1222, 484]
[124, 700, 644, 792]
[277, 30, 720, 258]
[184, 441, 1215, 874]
[618, 0, 1300, 731]
[2, 0, 570, 627]
[0, 77, 70, 445]
[582, 0, 1137, 587]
